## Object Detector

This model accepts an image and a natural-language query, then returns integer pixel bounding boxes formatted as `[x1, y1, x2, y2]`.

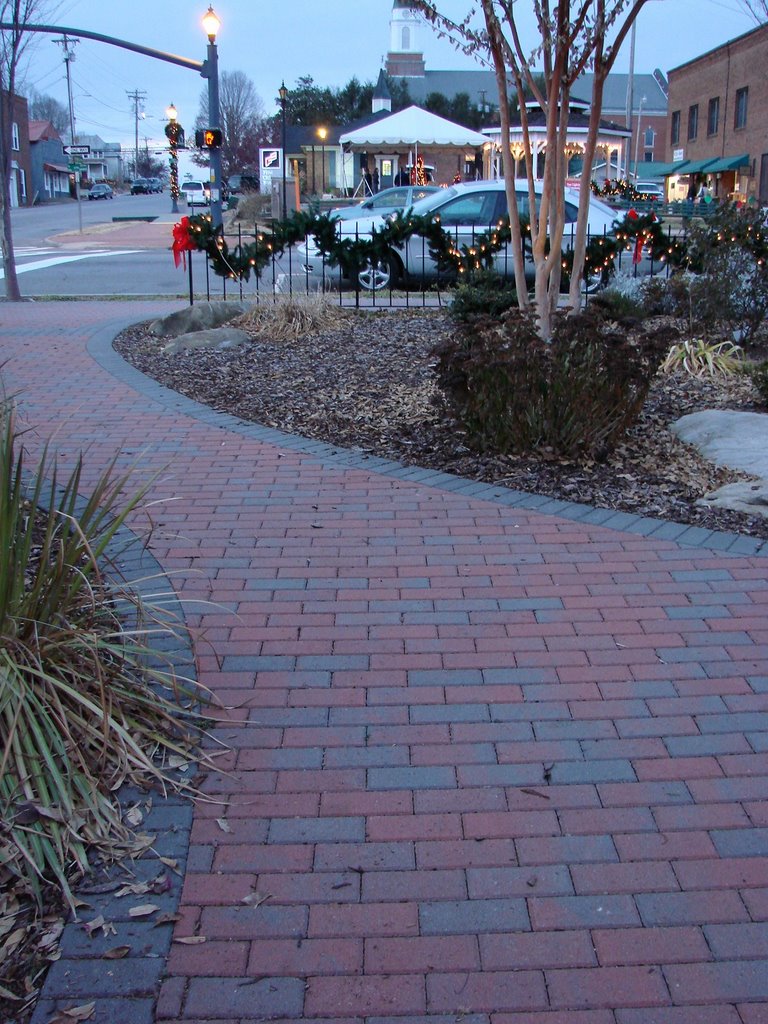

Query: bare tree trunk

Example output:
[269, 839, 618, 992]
[567, 69, 607, 310]
[480, 0, 529, 308]
[0, 92, 21, 300]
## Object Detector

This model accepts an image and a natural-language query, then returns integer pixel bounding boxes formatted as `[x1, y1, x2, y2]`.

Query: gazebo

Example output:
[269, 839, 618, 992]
[338, 105, 490, 192]
[481, 100, 632, 183]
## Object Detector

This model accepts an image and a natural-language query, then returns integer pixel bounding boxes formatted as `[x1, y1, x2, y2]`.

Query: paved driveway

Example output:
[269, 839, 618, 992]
[2, 302, 767, 1024]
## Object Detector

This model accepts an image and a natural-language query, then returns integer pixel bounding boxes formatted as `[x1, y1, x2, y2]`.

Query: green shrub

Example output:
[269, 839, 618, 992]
[681, 203, 768, 345]
[435, 306, 678, 458]
[448, 272, 518, 325]
[745, 359, 768, 406]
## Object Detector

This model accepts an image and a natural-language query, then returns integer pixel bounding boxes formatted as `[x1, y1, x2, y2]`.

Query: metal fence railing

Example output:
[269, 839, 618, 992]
[184, 218, 685, 308]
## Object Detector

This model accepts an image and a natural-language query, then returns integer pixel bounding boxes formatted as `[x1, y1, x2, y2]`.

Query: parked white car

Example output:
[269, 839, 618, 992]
[635, 181, 665, 201]
[299, 179, 619, 291]
[180, 180, 210, 208]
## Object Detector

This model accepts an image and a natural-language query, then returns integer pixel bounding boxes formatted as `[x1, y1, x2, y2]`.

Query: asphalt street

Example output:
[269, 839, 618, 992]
[7, 191, 297, 300]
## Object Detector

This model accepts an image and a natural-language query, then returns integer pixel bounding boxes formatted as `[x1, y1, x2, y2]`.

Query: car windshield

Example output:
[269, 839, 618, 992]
[407, 186, 460, 215]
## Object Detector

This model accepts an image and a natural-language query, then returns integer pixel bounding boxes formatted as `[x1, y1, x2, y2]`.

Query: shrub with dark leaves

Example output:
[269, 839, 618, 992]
[435, 306, 678, 458]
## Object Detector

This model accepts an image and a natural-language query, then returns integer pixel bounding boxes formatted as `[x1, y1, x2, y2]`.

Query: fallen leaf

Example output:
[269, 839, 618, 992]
[124, 804, 144, 827]
[173, 935, 206, 944]
[158, 856, 181, 875]
[0, 983, 22, 1000]
[103, 945, 131, 959]
[216, 818, 232, 833]
[128, 904, 159, 918]
[48, 1002, 96, 1022]
[153, 912, 182, 927]
[114, 882, 150, 898]
[167, 755, 190, 770]
[241, 892, 270, 907]
[83, 916, 105, 937]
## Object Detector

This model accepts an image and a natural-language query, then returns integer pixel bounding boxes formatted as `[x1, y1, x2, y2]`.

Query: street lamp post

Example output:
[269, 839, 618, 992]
[317, 126, 327, 195]
[311, 142, 315, 195]
[165, 102, 182, 214]
[279, 81, 288, 220]
[201, 5, 223, 229]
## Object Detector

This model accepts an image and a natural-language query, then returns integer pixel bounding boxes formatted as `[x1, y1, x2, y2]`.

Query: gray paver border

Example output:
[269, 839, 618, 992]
[29, 472, 197, 1024]
[93, 314, 768, 558]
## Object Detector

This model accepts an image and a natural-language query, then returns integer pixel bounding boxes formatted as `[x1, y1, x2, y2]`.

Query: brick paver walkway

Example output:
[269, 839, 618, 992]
[4, 302, 768, 1024]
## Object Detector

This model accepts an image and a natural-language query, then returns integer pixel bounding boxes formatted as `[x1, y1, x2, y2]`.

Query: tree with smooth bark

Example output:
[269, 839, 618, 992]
[412, 0, 648, 337]
[1, 1, 58, 300]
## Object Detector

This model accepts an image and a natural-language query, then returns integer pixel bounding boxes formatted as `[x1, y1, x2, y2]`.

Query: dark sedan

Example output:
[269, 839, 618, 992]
[88, 183, 113, 200]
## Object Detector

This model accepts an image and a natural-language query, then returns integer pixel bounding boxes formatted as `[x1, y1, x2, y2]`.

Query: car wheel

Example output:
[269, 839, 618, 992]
[358, 254, 399, 292]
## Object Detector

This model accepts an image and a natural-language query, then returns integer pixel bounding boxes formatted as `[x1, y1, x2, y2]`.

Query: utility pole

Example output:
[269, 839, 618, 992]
[53, 34, 82, 232]
[126, 88, 146, 177]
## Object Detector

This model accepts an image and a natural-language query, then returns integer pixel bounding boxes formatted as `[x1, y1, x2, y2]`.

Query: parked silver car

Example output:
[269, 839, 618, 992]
[300, 179, 619, 291]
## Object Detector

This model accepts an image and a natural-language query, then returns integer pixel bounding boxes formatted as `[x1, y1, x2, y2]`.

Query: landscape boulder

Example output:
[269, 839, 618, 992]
[150, 300, 250, 339]
[162, 327, 251, 355]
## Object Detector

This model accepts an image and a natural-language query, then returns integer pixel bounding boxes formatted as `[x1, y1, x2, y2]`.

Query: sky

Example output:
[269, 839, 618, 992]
[18, 0, 759, 162]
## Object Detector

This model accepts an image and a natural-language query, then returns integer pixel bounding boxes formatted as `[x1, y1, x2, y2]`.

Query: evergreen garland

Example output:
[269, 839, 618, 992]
[174, 206, 687, 287]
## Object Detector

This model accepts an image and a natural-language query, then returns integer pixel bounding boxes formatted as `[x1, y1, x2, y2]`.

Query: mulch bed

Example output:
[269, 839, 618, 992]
[114, 308, 768, 541]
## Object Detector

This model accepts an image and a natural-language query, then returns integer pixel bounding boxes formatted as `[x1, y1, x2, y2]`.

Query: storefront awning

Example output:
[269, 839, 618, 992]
[44, 162, 71, 173]
[701, 154, 750, 173]
[663, 154, 750, 177]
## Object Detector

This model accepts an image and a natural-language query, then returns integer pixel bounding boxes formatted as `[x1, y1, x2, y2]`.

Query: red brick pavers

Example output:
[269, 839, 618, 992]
[4, 302, 768, 1023]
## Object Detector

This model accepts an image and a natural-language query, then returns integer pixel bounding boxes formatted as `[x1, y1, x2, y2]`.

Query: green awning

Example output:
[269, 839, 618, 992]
[677, 159, 714, 175]
[700, 154, 750, 173]
[662, 160, 694, 177]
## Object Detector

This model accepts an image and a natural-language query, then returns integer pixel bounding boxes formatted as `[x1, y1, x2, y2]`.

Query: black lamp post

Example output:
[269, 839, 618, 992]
[165, 102, 182, 214]
[317, 126, 327, 195]
[311, 141, 315, 195]
[279, 81, 288, 220]
[201, 5, 223, 229]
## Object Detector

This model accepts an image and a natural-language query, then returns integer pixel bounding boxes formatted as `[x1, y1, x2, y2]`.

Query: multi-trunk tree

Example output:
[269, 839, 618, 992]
[413, 0, 649, 337]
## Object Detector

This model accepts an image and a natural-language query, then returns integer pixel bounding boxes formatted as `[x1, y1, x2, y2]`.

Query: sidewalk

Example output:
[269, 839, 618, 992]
[2, 301, 768, 1024]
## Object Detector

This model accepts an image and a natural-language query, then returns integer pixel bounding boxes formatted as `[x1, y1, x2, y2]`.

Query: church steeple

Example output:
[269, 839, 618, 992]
[372, 69, 392, 113]
[385, 1, 426, 78]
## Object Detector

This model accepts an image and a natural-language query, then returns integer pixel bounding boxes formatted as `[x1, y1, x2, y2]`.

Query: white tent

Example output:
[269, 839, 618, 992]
[339, 106, 489, 149]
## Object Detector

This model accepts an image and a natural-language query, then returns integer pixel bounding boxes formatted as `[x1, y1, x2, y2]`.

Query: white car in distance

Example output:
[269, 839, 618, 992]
[180, 181, 210, 208]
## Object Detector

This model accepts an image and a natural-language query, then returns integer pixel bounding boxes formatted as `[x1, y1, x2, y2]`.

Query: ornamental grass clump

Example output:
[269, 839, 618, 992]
[661, 337, 744, 377]
[233, 294, 354, 341]
[435, 306, 678, 459]
[0, 398, 209, 911]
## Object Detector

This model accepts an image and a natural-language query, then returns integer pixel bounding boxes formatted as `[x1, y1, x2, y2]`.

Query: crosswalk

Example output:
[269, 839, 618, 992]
[2, 247, 141, 279]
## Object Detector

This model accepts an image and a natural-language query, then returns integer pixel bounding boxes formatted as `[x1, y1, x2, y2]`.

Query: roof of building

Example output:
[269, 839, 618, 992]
[392, 68, 667, 118]
[669, 20, 768, 74]
[373, 69, 391, 101]
[29, 120, 62, 143]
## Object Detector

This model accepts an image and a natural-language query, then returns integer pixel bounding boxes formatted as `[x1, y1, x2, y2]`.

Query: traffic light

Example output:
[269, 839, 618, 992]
[195, 128, 222, 148]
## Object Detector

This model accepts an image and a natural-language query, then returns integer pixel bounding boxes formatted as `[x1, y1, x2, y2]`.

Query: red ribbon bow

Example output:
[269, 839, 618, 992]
[172, 216, 195, 269]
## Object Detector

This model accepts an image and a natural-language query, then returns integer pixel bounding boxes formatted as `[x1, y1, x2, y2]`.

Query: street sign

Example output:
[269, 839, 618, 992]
[68, 162, 86, 172]
[64, 145, 91, 155]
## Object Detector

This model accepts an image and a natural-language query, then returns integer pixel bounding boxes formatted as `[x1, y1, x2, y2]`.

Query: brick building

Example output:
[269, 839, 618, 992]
[666, 23, 768, 202]
[1, 90, 33, 207]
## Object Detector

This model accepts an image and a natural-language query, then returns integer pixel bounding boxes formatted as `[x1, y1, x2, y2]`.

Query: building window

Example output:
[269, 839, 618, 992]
[644, 127, 655, 148]
[671, 110, 680, 145]
[644, 151, 653, 162]
[707, 97, 719, 136]
[735, 87, 748, 129]
[688, 104, 698, 141]
[401, 26, 410, 49]
[11, 122, 19, 150]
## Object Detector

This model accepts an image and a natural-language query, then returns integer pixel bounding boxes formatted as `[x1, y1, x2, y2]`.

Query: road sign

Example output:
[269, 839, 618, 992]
[68, 162, 86, 172]
[64, 145, 90, 155]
